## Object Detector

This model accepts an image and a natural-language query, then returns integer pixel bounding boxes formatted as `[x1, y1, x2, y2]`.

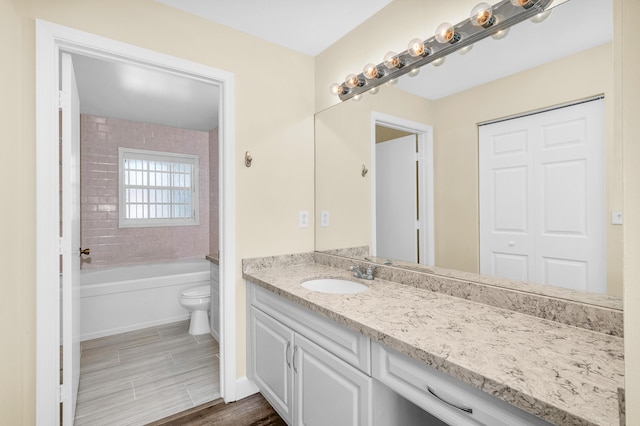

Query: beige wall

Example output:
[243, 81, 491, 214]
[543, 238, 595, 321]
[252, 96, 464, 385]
[2, 0, 314, 421]
[618, 0, 640, 421]
[1, 2, 35, 424]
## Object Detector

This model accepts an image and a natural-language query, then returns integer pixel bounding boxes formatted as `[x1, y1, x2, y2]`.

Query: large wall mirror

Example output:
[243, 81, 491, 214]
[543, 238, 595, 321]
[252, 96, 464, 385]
[315, 0, 623, 306]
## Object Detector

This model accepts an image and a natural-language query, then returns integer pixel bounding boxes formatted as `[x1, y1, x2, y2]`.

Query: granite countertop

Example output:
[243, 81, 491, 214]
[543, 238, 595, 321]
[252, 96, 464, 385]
[243, 262, 624, 426]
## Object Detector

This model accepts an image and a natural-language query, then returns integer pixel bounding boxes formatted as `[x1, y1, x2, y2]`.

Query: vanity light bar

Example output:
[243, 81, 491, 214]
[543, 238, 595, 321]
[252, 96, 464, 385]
[331, 0, 553, 102]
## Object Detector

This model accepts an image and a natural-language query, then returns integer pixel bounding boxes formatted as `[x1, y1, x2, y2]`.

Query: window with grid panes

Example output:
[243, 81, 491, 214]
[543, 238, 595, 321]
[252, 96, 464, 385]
[118, 148, 199, 227]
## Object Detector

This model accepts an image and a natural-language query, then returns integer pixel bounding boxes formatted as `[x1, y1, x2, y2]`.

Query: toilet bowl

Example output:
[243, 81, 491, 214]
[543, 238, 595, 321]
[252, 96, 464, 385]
[179, 285, 211, 335]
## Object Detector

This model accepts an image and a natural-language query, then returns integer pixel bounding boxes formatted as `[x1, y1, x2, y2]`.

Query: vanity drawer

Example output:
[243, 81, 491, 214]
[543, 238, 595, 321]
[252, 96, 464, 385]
[372, 342, 552, 426]
[248, 283, 371, 375]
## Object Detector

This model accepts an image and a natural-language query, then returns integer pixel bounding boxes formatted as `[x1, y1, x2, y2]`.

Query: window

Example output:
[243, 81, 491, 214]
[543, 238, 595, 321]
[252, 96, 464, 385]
[118, 148, 199, 228]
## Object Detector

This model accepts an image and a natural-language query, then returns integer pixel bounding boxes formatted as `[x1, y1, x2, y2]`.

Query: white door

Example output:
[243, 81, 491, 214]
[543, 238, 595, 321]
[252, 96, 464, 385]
[249, 307, 294, 424]
[376, 135, 418, 263]
[293, 334, 371, 426]
[479, 99, 605, 293]
[61, 52, 82, 424]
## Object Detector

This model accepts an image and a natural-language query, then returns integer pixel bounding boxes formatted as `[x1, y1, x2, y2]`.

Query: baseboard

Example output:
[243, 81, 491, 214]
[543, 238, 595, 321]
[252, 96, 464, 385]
[80, 314, 190, 341]
[235, 376, 259, 401]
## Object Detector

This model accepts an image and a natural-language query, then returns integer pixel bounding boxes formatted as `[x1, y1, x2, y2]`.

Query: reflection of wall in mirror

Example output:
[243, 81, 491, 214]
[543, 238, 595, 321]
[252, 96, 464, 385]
[315, 42, 621, 297]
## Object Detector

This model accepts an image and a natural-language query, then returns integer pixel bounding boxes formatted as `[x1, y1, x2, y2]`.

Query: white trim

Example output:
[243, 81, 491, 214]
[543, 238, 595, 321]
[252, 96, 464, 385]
[235, 376, 260, 400]
[370, 112, 435, 265]
[36, 20, 238, 424]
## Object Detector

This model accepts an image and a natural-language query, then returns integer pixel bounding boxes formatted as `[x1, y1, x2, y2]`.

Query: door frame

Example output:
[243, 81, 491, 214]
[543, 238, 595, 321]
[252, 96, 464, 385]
[370, 112, 435, 265]
[35, 20, 238, 423]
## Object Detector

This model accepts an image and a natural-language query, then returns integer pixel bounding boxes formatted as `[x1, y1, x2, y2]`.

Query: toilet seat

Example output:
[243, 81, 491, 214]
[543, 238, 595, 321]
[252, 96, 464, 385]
[181, 285, 211, 299]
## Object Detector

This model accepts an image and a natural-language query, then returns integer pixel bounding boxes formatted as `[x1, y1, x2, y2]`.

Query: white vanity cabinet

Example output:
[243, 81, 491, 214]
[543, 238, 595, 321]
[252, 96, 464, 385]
[372, 343, 552, 426]
[247, 282, 553, 426]
[248, 283, 372, 426]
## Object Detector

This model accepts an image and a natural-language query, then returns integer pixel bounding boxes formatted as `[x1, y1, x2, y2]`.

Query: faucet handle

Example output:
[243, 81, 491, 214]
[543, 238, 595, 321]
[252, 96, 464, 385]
[366, 265, 376, 275]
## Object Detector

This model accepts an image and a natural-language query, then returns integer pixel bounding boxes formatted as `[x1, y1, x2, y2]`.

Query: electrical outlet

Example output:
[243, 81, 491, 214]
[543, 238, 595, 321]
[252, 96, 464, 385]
[299, 210, 309, 228]
[320, 210, 330, 227]
[612, 211, 623, 225]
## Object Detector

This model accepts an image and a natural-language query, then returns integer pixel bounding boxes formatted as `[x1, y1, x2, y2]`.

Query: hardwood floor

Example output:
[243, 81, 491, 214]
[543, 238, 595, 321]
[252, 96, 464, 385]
[75, 320, 220, 425]
[147, 393, 286, 426]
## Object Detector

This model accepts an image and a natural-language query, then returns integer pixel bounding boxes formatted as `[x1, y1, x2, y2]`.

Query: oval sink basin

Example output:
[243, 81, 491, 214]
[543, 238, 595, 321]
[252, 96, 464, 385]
[301, 279, 368, 294]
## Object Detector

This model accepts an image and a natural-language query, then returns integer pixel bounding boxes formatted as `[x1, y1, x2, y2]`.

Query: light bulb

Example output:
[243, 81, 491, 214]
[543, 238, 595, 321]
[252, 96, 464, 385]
[383, 51, 403, 69]
[363, 63, 381, 79]
[510, 0, 534, 8]
[407, 38, 429, 57]
[432, 57, 446, 67]
[408, 68, 420, 77]
[386, 78, 398, 86]
[435, 22, 460, 44]
[458, 45, 474, 55]
[470, 3, 495, 28]
[345, 74, 363, 89]
[369, 87, 380, 95]
[329, 83, 344, 96]
[352, 93, 363, 102]
[530, 9, 552, 23]
[491, 27, 510, 40]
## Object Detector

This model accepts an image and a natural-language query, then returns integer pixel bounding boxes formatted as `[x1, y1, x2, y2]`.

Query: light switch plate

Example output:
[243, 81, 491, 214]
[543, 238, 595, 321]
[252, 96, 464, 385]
[299, 210, 309, 228]
[320, 210, 330, 227]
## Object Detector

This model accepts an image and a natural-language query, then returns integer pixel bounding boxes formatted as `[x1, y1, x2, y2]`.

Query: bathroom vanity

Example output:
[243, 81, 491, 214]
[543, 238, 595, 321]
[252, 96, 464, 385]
[243, 253, 624, 426]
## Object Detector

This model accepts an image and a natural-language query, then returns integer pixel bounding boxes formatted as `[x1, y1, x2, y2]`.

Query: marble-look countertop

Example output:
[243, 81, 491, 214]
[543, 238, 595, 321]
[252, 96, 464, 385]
[243, 262, 624, 426]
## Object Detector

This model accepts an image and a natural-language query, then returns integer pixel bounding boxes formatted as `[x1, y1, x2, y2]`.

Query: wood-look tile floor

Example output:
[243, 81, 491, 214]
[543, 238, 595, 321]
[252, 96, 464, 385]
[74, 320, 220, 426]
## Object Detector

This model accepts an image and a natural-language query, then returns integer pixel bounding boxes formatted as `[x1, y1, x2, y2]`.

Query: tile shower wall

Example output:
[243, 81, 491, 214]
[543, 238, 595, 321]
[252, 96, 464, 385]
[80, 115, 210, 269]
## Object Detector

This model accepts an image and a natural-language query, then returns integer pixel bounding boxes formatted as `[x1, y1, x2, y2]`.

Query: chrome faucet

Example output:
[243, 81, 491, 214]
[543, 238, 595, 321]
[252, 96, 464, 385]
[350, 263, 376, 280]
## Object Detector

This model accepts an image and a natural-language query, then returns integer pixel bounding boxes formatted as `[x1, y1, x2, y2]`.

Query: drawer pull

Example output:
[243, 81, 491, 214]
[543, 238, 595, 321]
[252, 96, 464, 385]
[286, 341, 291, 368]
[427, 386, 473, 414]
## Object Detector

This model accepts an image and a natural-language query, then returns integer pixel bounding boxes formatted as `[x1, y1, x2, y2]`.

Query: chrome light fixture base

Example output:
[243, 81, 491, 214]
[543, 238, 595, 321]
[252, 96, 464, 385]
[333, 0, 553, 102]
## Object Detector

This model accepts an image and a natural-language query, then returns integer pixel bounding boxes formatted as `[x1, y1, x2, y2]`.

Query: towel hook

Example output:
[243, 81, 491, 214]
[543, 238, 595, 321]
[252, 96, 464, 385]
[361, 164, 368, 177]
[245, 151, 253, 167]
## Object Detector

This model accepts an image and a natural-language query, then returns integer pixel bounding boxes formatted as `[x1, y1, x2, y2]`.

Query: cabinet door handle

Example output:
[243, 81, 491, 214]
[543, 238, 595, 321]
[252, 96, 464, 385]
[285, 341, 291, 369]
[427, 386, 473, 414]
[293, 345, 299, 374]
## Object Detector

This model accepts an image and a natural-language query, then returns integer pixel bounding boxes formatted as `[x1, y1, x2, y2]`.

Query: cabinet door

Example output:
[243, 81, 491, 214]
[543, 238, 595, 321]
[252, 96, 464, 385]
[293, 334, 371, 426]
[250, 307, 294, 424]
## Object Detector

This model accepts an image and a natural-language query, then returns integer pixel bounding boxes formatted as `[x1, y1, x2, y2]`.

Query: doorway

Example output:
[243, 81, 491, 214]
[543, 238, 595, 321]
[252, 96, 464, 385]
[370, 112, 434, 265]
[36, 20, 237, 424]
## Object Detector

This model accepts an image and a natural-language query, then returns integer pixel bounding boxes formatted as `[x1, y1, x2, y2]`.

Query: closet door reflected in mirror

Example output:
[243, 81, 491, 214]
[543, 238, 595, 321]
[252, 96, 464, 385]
[479, 98, 605, 293]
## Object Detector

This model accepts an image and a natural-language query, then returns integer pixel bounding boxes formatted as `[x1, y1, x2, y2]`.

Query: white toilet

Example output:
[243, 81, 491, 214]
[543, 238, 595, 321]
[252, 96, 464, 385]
[179, 285, 211, 335]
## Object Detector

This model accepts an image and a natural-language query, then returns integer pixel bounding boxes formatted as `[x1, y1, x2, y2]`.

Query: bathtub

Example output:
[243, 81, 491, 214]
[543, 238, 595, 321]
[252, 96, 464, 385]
[80, 259, 211, 341]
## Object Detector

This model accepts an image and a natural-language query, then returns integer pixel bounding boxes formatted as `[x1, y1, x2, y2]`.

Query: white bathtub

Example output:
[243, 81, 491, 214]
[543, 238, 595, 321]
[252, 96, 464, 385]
[80, 259, 211, 341]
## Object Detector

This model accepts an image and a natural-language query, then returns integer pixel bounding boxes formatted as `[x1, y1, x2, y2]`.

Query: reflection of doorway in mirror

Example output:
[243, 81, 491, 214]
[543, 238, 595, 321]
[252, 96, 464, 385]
[371, 113, 434, 266]
[479, 98, 605, 293]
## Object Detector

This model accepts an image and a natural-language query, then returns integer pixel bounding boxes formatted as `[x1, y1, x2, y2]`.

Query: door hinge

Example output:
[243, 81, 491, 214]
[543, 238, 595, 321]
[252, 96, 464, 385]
[57, 384, 68, 403]
[416, 220, 421, 230]
[58, 237, 64, 255]
[58, 90, 69, 109]
[415, 152, 422, 162]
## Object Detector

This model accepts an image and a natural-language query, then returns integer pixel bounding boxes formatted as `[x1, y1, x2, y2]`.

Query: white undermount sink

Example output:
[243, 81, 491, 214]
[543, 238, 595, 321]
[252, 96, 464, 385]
[301, 278, 369, 294]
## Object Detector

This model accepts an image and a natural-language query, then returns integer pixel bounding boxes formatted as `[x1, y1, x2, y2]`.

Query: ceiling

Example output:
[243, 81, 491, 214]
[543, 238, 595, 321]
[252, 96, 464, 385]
[154, 0, 393, 57]
[71, 0, 611, 132]
[72, 55, 220, 132]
